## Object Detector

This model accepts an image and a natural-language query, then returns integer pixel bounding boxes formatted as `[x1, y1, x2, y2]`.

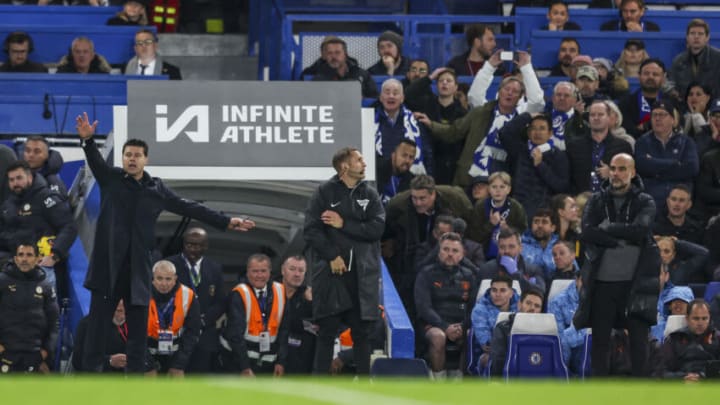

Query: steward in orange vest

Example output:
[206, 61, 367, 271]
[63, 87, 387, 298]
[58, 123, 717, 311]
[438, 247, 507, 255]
[146, 261, 201, 376]
[221, 254, 288, 376]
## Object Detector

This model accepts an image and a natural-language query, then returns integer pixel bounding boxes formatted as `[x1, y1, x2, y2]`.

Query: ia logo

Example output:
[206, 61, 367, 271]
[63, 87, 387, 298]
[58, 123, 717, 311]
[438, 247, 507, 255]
[156, 104, 210, 143]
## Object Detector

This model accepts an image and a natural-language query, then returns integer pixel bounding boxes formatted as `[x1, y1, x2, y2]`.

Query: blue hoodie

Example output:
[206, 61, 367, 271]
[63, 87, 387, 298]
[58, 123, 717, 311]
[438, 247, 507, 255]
[471, 288, 519, 347]
[548, 281, 588, 365]
[521, 231, 559, 279]
[651, 284, 694, 342]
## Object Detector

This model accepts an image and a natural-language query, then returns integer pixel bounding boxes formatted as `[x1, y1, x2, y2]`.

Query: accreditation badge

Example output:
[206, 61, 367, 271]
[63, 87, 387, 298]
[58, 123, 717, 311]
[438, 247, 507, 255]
[259, 331, 271, 353]
[158, 330, 174, 354]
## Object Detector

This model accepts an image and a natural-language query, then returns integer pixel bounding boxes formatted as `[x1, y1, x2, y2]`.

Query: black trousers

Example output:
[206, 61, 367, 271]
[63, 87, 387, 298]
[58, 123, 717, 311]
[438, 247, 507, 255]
[0, 350, 43, 373]
[590, 280, 649, 377]
[82, 267, 149, 373]
[313, 270, 375, 375]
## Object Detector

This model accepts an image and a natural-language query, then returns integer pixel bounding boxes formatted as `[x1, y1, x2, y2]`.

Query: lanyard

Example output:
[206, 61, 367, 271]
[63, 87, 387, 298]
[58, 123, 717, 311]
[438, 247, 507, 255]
[257, 290, 272, 330]
[159, 297, 175, 329]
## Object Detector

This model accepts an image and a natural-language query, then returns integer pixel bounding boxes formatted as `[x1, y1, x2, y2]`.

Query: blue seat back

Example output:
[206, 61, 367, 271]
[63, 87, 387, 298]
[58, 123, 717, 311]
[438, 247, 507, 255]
[503, 313, 568, 380]
[704, 281, 720, 302]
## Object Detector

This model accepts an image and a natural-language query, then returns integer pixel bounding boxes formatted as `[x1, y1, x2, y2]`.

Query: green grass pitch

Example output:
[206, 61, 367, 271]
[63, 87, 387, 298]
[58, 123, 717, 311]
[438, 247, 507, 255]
[1, 377, 717, 405]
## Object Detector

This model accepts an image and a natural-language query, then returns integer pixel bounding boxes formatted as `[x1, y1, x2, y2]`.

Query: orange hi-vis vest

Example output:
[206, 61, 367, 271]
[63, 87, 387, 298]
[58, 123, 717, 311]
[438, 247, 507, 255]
[233, 282, 286, 364]
[147, 284, 194, 354]
[150, 0, 179, 33]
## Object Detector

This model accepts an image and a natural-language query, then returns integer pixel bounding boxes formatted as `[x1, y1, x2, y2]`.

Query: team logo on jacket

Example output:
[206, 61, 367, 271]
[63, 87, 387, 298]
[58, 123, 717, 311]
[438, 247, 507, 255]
[43, 198, 56, 208]
[209, 285, 216, 297]
[356, 199, 369, 212]
[529, 352, 543, 366]
[35, 286, 43, 294]
[23, 204, 31, 212]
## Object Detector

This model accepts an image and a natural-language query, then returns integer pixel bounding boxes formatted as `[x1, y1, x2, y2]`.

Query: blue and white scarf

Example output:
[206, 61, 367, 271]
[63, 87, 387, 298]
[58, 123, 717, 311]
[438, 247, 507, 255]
[374, 106, 427, 175]
[551, 109, 572, 151]
[468, 107, 516, 178]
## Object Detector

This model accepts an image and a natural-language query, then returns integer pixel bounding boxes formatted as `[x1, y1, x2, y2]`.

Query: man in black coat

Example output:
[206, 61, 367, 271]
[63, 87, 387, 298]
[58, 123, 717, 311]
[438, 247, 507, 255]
[0, 160, 77, 290]
[76, 112, 256, 373]
[567, 100, 633, 193]
[280, 255, 315, 375]
[573, 153, 660, 377]
[0, 241, 58, 373]
[303, 147, 385, 375]
[22, 136, 68, 197]
[166, 226, 225, 373]
[312, 37, 378, 99]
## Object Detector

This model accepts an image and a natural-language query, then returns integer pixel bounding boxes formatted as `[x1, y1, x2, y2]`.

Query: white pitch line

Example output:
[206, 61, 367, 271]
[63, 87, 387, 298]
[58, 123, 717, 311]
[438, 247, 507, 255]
[210, 379, 447, 405]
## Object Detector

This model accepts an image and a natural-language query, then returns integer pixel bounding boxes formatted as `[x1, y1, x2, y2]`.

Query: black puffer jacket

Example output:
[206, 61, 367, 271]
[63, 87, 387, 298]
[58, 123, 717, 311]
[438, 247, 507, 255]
[574, 176, 660, 328]
[0, 173, 77, 259]
[0, 263, 58, 357]
[660, 326, 720, 378]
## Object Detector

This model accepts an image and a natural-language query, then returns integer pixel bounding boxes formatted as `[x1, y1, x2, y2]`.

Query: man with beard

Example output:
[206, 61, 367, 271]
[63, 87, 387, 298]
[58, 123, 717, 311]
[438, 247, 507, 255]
[376, 139, 417, 205]
[617, 58, 667, 138]
[446, 24, 505, 77]
[415, 232, 478, 379]
[367, 31, 410, 77]
[521, 208, 560, 280]
[574, 153, 659, 377]
[313, 37, 378, 98]
[549, 37, 580, 77]
[0, 161, 77, 288]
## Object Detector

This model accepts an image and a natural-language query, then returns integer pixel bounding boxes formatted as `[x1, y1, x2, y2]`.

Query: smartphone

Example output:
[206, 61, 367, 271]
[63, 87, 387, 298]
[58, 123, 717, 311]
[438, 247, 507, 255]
[500, 51, 514, 62]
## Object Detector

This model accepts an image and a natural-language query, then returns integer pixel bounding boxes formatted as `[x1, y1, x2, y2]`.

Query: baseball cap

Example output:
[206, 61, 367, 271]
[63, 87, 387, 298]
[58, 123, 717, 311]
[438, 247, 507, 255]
[651, 99, 677, 116]
[571, 55, 593, 66]
[624, 39, 646, 50]
[576, 65, 599, 81]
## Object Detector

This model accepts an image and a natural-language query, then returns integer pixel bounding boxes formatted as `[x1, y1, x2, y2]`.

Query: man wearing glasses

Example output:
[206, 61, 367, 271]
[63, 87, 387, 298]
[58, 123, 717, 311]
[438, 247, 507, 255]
[124, 29, 181, 80]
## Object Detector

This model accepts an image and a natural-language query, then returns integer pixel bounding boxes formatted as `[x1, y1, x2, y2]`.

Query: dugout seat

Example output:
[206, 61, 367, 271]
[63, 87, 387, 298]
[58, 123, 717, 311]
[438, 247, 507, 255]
[664, 315, 688, 341]
[503, 313, 569, 380]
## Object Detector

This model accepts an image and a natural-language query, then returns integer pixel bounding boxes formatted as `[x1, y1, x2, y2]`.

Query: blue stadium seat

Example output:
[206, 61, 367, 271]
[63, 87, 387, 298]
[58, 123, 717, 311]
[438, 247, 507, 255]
[503, 313, 569, 380]
[704, 281, 720, 302]
[579, 329, 592, 379]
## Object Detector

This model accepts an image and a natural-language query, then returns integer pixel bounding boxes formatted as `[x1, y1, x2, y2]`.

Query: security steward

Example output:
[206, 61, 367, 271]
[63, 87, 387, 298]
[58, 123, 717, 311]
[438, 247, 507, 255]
[222, 253, 288, 377]
[146, 260, 201, 377]
[280, 255, 316, 374]
[0, 241, 59, 373]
